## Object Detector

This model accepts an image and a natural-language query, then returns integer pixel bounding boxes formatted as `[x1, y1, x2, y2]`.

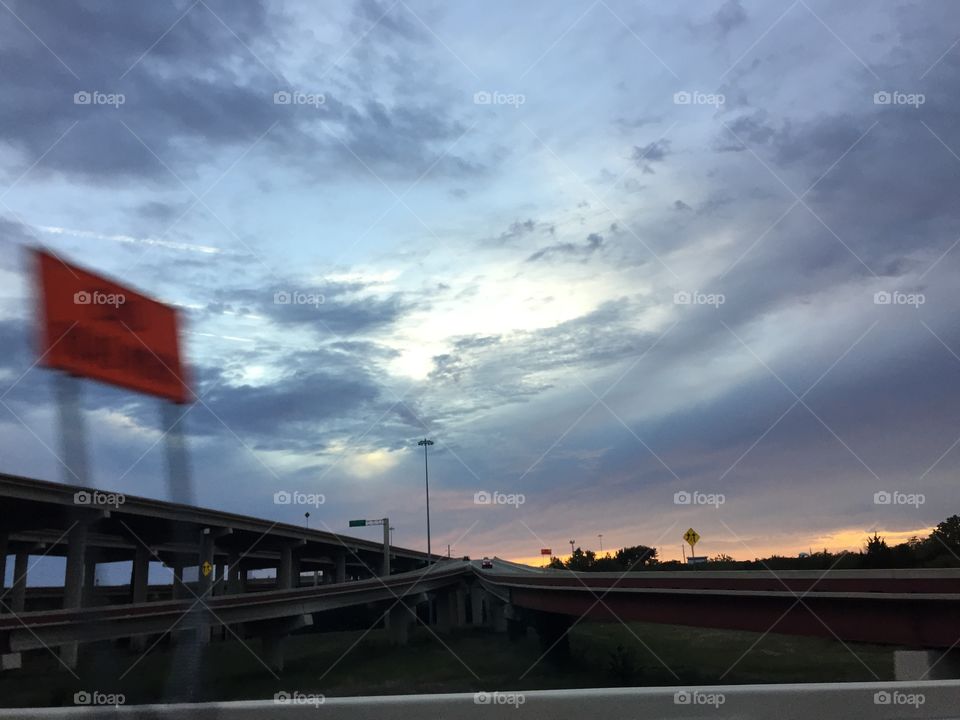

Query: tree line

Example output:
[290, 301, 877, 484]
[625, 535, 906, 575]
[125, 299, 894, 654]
[547, 514, 960, 571]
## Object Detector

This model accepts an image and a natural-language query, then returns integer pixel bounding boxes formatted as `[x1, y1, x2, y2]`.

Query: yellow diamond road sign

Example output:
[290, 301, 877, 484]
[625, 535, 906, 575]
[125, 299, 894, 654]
[201, 561, 213, 577]
[683, 528, 700, 548]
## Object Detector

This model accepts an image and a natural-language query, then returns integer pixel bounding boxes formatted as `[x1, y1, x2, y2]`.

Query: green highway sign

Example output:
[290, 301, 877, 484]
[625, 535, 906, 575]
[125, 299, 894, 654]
[349, 519, 366, 527]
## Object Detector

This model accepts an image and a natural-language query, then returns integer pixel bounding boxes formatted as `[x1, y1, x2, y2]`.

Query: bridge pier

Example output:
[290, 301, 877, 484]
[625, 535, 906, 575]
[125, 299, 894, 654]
[61, 520, 89, 669]
[0, 531, 7, 610]
[226, 553, 242, 594]
[278, 545, 293, 590]
[469, 586, 485, 625]
[130, 545, 150, 652]
[172, 563, 187, 599]
[488, 599, 509, 633]
[10, 550, 28, 613]
[895, 649, 960, 680]
[255, 614, 312, 673]
[435, 586, 467, 631]
[388, 603, 414, 646]
[335, 552, 346, 583]
[531, 611, 573, 664]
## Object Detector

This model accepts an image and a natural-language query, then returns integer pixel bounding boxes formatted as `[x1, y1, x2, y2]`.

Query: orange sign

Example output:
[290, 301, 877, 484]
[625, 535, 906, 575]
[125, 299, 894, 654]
[540, 548, 552, 555]
[34, 249, 190, 403]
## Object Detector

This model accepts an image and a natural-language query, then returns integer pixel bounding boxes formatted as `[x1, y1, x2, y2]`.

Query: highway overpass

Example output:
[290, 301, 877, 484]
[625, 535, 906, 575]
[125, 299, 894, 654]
[2, 474, 959, 688]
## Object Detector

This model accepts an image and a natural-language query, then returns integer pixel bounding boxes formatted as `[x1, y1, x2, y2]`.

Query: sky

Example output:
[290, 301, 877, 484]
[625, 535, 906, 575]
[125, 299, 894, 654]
[1, 0, 959, 577]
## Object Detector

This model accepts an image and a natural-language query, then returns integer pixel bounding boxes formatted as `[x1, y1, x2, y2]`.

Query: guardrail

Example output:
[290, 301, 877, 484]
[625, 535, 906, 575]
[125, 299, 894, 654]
[5, 681, 959, 719]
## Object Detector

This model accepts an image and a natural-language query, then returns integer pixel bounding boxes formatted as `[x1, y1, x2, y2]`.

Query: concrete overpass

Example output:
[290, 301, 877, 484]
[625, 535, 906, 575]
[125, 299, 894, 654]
[2, 475, 959, 686]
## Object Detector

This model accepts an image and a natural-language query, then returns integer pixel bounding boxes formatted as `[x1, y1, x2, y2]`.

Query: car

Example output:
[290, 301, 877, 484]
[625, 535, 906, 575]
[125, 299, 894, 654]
[481, 557, 493, 569]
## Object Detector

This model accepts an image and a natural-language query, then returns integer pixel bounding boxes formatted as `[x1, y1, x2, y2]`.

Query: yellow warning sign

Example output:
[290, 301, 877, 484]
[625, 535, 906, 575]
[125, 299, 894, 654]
[683, 528, 700, 548]
[201, 560, 213, 577]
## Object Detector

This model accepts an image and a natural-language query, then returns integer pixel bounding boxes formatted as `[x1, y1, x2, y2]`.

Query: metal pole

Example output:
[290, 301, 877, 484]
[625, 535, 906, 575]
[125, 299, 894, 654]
[54, 373, 89, 485]
[419, 439, 433, 562]
[598, 534, 603, 552]
[383, 517, 390, 576]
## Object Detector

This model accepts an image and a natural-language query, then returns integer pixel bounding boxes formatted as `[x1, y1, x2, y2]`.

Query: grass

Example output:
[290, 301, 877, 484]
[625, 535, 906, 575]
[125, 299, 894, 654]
[0, 621, 895, 707]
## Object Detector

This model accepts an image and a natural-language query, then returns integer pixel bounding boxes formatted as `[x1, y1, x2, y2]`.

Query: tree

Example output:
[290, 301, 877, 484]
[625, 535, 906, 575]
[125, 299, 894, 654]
[547, 556, 566, 570]
[932, 515, 960, 552]
[615, 544, 657, 570]
[567, 547, 596, 571]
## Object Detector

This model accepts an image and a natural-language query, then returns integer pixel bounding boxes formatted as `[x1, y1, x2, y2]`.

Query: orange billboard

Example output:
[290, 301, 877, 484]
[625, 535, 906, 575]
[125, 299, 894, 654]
[34, 249, 190, 403]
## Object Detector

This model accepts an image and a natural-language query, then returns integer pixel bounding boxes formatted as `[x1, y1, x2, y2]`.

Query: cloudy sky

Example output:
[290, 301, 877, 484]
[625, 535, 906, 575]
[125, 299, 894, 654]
[1, 0, 959, 570]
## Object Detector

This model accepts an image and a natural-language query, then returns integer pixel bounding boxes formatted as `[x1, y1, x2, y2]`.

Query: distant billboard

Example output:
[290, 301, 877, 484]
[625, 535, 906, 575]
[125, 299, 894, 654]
[540, 548, 552, 555]
[34, 249, 190, 403]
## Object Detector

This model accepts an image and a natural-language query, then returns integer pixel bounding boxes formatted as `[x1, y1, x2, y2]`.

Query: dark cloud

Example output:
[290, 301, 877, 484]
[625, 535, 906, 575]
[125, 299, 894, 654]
[714, 0, 747, 36]
[526, 232, 604, 263]
[630, 139, 671, 174]
[0, 0, 485, 186]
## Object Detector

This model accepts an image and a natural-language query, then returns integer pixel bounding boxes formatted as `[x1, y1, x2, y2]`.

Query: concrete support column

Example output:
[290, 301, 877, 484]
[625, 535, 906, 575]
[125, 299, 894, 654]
[61, 521, 89, 669]
[470, 586, 485, 625]
[226, 553, 242, 594]
[197, 532, 214, 597]
[454, 586, 467, 626]
[278, 545, 293, 590]
[489, 600, 508, 633]
[436, 590, 465, 631]
[388, 603, 413, 646]
[261, 633, 286, 673]
[0, 531, 8, 604]
[82, 551, 96, 606]
[335, 552, 346, 583]
[130, 545, 150, 652]
[131, 546, 149, 603]
[172, 563, 187, 599]
[11, 550, 28, 613]
[212, 561, 223, 596]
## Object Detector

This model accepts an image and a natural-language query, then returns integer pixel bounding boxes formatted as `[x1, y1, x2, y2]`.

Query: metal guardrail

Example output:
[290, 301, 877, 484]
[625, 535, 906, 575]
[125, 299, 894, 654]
[5, 681, 960, 719]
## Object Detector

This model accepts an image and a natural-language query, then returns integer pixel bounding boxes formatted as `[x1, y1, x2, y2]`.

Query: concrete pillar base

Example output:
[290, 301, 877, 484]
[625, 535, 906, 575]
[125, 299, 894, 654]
[388, 603, 414, 646]
[262, 633, 286, 673]
[1, 653, 21, 671]
[894, 649, 960, 680]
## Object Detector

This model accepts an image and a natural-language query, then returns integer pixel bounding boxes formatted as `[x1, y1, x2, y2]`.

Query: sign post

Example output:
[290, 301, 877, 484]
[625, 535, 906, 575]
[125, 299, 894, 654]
[33, 249, 192, 678]
[348, 518, 390, 576]
[683, 528, 701, 568]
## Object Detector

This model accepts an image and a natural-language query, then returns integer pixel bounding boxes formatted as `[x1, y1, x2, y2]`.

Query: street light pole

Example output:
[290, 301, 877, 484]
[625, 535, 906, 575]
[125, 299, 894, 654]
[569, 539, 575, 556]
[418, 438, 434, 562]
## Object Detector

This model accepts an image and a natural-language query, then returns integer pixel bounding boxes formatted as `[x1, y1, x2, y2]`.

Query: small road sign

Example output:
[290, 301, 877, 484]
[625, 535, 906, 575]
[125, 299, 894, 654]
[683, 528, 700, 548]
[201, 561, 213, 578]
[349, 519, 366, 527]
